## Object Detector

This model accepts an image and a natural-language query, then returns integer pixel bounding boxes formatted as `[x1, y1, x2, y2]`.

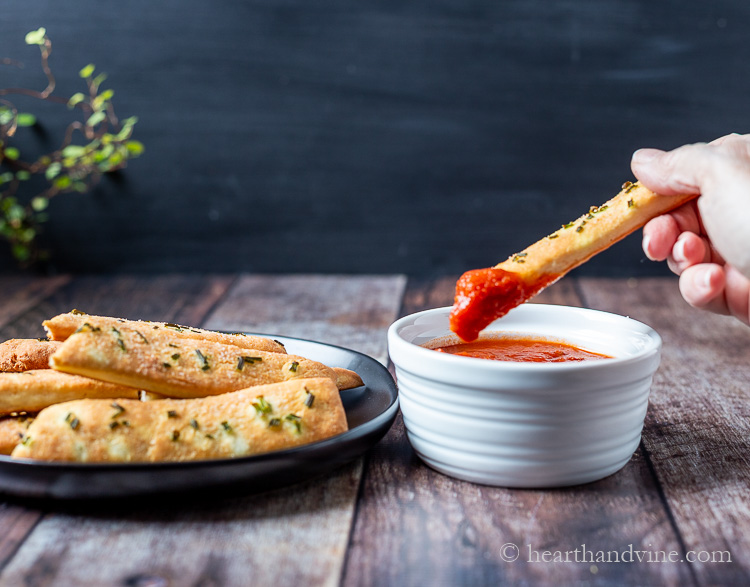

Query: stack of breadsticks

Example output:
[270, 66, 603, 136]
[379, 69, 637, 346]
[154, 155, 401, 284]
[0, 311, 358, 463]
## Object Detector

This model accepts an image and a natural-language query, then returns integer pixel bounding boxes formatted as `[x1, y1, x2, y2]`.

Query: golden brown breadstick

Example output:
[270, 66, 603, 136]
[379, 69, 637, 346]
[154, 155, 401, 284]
[0, 415, 34, 455]
[450, 181, 696, 340]
[0, 339, 62, 372]
[50, 323, 340, 398]
[332, 367, 364, 390]
[43, 311, 287, 354]
[0, 370, 140, 416]
[12, 378, 348, 462]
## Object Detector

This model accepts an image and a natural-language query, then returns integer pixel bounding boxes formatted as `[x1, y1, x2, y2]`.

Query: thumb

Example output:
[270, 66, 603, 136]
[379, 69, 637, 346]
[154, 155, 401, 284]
[631, 144, 713, 196]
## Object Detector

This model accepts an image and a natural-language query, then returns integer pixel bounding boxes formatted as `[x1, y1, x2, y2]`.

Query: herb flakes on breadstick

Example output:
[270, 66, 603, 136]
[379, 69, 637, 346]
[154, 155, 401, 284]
[12, 377, 348, 462]
[43, 310, 287, 354]
[49, 323, 341, 398]
[450, 181, 697, 341]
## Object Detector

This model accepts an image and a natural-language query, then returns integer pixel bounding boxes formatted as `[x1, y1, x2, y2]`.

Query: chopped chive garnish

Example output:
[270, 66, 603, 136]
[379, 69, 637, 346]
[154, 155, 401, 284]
[111, 402, 125, 418]
[221, 421, 232, 432]
[285, 414, 302, 434]
[75, 322, 101, 334]
[171, 353, 180, 360]
[167, 410, 178, 418]
[288, 361, 299, 373]
[195, 349, 210, 371]
[190, 419, 199, 430]
[304, 391, 315, 408]
[171, 430, 180, 441]
[111, 327, 126, 351]
[134, 330, 149, 344]
[252, 396, 272, 415]
[268, 418, 281, 427]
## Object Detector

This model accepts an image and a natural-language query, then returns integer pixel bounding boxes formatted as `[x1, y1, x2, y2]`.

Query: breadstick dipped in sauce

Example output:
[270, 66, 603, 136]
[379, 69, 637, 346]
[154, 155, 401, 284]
[450, 181, 697, 341]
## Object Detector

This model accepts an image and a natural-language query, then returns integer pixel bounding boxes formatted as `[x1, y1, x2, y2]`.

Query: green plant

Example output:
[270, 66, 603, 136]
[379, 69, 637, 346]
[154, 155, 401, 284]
[0, 27, 143, 265]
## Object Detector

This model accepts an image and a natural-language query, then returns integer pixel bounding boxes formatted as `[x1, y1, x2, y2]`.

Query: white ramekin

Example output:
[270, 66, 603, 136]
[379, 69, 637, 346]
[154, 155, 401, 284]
[387, 304, 662, 488]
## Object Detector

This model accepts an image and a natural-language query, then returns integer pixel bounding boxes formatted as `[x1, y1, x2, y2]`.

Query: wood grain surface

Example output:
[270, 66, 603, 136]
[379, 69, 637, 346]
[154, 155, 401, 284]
[0, 274, 749, 586]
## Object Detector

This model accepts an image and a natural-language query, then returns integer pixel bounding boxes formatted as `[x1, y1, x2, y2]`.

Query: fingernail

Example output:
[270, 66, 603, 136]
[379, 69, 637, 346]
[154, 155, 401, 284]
[632, 148, 660, 164]
[702, 267, 716, 290]
[672, 237, 687, 263]
[642, 235, 653, 259]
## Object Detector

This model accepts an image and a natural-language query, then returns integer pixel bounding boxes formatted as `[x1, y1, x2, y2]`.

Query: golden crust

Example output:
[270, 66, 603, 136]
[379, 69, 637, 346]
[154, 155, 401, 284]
[12, 378, 348, 462]
[496, 182, 696, 286]
[49, 324, 339, 398]
[0, 415, 34, 455]
[0, 339, 62, 372]
[43, 311, 287, 354]
[332, 367, 363, 390]
[0, 370, 139, 416]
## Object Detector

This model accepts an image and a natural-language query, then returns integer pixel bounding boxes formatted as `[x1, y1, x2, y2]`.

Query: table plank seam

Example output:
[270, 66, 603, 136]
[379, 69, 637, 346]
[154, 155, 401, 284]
[637, 439, 700, 586]
[196, 273, 242, 328]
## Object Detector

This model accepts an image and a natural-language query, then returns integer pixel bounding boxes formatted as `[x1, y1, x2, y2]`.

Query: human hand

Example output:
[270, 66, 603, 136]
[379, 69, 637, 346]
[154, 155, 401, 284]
[631, 134, 750, 325]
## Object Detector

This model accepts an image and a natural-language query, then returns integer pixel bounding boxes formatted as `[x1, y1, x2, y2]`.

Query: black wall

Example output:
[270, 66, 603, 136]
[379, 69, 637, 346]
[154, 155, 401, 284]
[1, 1, 747, 276]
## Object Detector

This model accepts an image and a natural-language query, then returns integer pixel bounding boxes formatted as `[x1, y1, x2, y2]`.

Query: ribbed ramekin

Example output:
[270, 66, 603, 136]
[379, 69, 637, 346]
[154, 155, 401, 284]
[387, 304, 662, 488]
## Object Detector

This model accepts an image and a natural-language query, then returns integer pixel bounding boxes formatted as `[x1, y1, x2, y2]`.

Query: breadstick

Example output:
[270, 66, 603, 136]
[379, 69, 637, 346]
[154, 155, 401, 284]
[43, 311, 287, 354]
[0, 415, 34, 455]
[0, 370, 139, 415]
[332, 367, 363, 390]
[0, 339, 61, 372]
[450, 182, 696, 341]
[12, 378, 348, 462]
[49, 323, 341, 398]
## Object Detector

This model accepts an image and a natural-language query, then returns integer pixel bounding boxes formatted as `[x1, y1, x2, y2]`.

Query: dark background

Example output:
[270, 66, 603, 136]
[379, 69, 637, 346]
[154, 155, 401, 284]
[0, 1, 747, 276]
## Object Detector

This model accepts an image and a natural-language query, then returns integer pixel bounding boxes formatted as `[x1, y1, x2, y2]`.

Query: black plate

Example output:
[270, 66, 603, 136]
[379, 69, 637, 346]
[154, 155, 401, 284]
[0, 335, 398, 501]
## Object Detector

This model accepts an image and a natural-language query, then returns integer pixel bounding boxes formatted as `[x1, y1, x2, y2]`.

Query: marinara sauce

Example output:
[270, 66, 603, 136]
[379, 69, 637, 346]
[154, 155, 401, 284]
[431, 337, 612, 363]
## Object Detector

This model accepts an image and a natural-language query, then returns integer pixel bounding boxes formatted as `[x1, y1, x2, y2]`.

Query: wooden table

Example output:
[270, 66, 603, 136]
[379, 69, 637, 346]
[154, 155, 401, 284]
[1, 273, 749, 586]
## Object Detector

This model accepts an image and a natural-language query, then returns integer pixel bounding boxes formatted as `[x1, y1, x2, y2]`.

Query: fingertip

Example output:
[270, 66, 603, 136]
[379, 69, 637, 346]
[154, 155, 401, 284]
[680, 264, 726, 307]
[631, 148, 661, 165]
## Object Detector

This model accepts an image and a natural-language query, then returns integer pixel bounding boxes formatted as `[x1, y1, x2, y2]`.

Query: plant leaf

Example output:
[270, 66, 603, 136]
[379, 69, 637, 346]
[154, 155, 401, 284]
[79, 64, 95, 79]
[125, 141, 144, 156]
[31, 197, 48, 211]
[16, 113, 36, 127]
[3, 147, 20, 160]
[61, 145, 86, 158]
[53, 175, 72, 189]
[24, 28, 47, 46]
[68, 93, 86, 108]
[86, 111, 106, 127]
[45, 162, 61, 180]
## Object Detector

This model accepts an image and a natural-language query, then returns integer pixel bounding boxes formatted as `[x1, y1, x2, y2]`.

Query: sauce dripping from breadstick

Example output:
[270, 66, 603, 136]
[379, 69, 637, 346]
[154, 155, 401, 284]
[449, 181, 698, 341]
[450, 268, 558, 342]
